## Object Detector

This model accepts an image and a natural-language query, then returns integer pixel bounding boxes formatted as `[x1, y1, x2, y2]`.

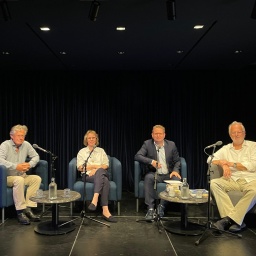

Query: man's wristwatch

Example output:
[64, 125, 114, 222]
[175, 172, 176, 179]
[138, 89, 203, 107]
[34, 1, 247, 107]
[233, 163, 237, 168]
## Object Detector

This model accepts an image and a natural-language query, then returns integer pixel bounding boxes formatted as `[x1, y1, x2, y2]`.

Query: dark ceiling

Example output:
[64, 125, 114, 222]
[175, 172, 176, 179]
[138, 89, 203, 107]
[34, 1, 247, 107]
[1, 0, 256, 71]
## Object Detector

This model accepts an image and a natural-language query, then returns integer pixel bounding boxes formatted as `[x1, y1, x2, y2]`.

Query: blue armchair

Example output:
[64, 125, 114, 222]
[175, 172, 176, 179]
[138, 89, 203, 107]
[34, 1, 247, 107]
[67, 155, 122, 215]
[134, 157, 187, 212]
[0, 160, 48, 223]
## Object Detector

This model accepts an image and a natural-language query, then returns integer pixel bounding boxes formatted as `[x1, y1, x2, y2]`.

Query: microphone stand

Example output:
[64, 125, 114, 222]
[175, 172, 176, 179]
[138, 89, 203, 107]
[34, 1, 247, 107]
[48, 151, 57, 179]
[36, 148, 58, 218]
[195, 146, 242, 245]
[70, 147, 110, 227]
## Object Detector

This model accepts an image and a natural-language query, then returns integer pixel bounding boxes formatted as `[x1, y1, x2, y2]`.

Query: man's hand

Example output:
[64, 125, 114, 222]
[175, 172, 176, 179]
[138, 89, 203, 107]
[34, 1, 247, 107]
[16, 162, 30, 172]
[222, 164, 232, 179]
[170, 171, 181, 179]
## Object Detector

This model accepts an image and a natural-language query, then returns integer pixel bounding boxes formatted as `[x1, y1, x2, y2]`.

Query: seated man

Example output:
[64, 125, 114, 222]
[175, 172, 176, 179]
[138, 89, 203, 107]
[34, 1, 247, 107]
[0, 124, 41, 225]
[135, 124, 181, 220]
[210, 121, 256, 232]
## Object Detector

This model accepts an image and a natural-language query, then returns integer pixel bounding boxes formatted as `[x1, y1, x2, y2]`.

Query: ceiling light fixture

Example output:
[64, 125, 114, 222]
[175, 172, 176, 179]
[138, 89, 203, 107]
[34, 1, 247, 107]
[116, 27, 125, 31]
[40, 27, 50, 31]
[194, 25, 204, 29]
[166, 0, 176, 21]
[89, 0, 100, 21]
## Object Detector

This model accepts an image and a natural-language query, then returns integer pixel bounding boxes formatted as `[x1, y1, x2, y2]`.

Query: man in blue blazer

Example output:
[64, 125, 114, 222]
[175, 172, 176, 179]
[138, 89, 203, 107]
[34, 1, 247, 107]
[135, 124, 181, 220]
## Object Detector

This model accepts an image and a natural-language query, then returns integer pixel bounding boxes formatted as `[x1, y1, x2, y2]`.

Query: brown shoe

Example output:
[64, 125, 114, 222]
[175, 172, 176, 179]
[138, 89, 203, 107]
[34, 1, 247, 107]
[24, 209, 41, 222]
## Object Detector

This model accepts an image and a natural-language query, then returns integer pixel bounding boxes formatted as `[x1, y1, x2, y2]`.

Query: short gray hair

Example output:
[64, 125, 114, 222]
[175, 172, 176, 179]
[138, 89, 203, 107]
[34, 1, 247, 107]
[10, 124, 28, 135]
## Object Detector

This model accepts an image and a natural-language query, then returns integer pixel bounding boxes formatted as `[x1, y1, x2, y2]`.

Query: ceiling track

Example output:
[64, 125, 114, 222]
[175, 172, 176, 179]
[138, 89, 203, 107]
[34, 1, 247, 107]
[26, 22, 70, 70]
[174, 20, 218, 70]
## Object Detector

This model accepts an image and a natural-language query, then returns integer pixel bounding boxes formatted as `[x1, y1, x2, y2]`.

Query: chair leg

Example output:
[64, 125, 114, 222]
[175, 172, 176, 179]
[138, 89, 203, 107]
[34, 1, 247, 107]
[2, 208, 4, 223]
[70, 202, 73, 216]
[117, 201, 120, 216]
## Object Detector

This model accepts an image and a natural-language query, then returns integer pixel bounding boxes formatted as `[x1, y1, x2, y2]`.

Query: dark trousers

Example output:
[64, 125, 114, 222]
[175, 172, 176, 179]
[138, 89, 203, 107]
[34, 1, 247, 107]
[83, 168, 110, 206]
[144, 172, 180, 209]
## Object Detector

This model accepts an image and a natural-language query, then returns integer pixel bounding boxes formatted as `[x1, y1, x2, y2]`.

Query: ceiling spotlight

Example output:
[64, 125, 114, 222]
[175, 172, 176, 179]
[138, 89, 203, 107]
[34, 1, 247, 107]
[0, 0, 11, 21]
[251, 0, 256, 19]
[166, 0, 176, 21]
[89, 1, 100, 21]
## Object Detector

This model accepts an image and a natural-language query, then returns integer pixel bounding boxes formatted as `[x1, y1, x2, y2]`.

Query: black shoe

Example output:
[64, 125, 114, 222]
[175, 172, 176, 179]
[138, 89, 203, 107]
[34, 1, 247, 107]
[145, 208, 154, 221]
[24, 209, 41, 222]
[157, 204, 165, 218]
[102, 215, 117, 223]
[229, 222, 246, 232]
[17, 213, 30, 225]
[88, 203, 97, 211]
[212, 217, 232, 231]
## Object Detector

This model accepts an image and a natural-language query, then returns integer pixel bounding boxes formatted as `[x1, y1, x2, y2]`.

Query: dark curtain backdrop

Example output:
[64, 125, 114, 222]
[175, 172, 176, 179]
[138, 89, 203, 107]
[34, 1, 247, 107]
[1, 70, 255, 192]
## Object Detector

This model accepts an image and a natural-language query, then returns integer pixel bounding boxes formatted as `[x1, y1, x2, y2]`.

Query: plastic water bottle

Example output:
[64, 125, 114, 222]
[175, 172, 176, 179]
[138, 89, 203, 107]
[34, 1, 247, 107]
[49, 177, 57, 199]
[181, 178, 189, 199]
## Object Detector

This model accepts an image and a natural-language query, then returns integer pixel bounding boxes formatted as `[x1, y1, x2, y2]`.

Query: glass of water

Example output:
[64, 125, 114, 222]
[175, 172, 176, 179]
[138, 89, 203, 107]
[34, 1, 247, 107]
[63, 188, 71, 197]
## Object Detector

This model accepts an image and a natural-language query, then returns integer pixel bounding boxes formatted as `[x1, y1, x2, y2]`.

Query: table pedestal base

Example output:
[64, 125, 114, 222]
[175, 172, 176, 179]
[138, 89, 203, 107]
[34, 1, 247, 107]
[34, 220, 76, 236]
[164, 220, 205, 236]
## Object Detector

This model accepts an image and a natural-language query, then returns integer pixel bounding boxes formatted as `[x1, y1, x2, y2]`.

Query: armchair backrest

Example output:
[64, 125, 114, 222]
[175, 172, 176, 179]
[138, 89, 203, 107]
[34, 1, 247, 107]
[28, 160, 49, 190]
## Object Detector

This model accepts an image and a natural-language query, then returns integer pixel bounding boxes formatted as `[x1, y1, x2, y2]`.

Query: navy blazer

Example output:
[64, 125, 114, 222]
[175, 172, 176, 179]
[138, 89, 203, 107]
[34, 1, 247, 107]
[134, 139, 181, 174]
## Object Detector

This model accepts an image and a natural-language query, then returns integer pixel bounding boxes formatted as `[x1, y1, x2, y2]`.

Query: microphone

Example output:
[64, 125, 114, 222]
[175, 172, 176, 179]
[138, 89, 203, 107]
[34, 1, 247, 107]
[205, 141, 223, 149]
[33, 144, 49, 153]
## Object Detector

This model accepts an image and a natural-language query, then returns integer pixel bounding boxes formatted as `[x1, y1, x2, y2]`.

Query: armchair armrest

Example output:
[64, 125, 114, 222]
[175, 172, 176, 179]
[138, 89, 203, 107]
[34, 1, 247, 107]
[0, 165, 8, 207]
[180, 157, 187, 179]
[110, 157, 122, 201]
[68, 157, 78, 190]
[134, 161, 142, 198]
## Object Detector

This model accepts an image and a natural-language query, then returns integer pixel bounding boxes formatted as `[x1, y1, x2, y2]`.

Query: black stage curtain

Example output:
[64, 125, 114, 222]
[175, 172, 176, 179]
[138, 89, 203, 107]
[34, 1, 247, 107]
[0, 70, 255, 192]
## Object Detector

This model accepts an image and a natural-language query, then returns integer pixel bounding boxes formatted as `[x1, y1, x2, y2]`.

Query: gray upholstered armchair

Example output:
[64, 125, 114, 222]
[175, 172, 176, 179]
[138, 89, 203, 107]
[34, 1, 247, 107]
[67, 155, 122, 215]
[0, 160, 48, 223]
[134, 157, 188, 212]
[210, 164, 256, 219]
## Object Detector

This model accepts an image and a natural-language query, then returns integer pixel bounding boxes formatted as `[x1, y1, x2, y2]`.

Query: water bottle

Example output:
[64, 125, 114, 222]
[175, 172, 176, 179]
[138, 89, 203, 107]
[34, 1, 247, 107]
[181, 178, 190, 199]
[49, 177, 57, 199]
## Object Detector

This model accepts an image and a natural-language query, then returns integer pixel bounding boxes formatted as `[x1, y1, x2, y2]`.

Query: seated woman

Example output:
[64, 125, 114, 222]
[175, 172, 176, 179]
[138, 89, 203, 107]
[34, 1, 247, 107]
[76, 129, 117, 223]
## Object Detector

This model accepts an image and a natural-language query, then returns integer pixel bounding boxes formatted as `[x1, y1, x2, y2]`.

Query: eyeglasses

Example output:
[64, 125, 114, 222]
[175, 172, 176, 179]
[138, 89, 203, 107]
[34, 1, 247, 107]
[231, 131, 244, 135]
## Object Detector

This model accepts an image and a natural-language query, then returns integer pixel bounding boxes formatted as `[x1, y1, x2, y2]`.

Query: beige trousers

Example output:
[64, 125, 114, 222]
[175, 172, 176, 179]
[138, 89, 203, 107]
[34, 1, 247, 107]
[211, 177, 256, 225]
[7, 174, 42, 210]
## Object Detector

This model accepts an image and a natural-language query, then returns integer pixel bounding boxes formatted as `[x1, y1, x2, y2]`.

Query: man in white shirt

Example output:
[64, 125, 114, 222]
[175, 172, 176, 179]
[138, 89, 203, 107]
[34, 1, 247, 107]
[210, 121, 256, 232]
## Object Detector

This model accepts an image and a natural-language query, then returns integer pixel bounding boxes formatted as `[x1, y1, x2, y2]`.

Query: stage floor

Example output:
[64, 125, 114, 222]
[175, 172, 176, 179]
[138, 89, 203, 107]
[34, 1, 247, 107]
[1, 191, 255, 256]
